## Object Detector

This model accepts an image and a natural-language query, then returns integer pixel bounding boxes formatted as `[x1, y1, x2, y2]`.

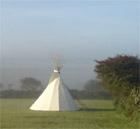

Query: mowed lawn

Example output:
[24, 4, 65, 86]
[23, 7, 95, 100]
[0, 99, 139, 129]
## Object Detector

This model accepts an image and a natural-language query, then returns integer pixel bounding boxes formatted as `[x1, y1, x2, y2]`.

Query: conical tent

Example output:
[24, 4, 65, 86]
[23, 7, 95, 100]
[30, 68, 79, 111]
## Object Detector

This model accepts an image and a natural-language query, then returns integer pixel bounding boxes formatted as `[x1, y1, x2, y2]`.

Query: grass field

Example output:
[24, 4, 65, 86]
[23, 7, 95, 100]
[0, 99, 139, 129]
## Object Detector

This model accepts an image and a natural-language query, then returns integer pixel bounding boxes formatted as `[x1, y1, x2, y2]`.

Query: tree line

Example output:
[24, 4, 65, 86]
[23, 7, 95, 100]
[0, 78, 111, 99]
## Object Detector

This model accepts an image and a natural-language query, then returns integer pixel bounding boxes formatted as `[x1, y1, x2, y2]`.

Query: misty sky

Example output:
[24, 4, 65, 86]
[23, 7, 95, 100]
[0, 0, 139, 89]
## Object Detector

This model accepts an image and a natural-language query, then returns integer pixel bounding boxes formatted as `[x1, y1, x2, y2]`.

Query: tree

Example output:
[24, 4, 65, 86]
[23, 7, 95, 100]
[95, 55, 140, 120]
[83, 79, 111, 99]
[20, 77, 43, 91]
[84, 79, 105, 92]
[0, 83, 4, 90]
[8, 84, 14, 90]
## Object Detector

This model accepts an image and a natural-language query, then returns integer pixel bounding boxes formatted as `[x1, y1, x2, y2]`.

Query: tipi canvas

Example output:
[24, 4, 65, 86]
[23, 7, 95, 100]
[30, 68, 79, 111]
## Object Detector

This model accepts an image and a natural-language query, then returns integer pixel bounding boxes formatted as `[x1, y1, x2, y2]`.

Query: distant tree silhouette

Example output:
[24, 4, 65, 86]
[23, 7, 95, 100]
[20, 77, 43, 91]
[83, 79, 111, 99]
[0, 83, 4, 90]
[8, 84, 14, 90]
[84, 79, 105, 92]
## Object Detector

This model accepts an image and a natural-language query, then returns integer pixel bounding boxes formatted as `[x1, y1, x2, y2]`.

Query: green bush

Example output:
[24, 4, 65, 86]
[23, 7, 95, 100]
[95, 55, 140, 120]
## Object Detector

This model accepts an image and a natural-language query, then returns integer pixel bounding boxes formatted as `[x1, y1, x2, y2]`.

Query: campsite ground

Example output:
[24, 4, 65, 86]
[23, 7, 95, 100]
[0, 99, 139, 129]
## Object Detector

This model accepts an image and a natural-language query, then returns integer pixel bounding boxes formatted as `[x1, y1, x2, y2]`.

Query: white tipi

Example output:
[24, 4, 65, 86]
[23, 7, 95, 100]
[30, 66, 79, 111]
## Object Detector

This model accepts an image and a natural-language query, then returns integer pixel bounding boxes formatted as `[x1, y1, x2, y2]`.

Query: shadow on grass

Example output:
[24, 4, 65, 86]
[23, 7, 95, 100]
[79, 108, 115, 112]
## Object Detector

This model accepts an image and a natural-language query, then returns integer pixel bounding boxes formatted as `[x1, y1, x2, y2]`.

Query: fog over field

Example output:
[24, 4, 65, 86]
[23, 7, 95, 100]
[0, 58, 96, 89]
[0, 0, 139, 89]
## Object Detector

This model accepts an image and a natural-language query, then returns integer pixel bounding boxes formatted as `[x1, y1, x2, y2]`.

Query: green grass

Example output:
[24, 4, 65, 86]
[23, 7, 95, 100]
[0, 99, 139, 129]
